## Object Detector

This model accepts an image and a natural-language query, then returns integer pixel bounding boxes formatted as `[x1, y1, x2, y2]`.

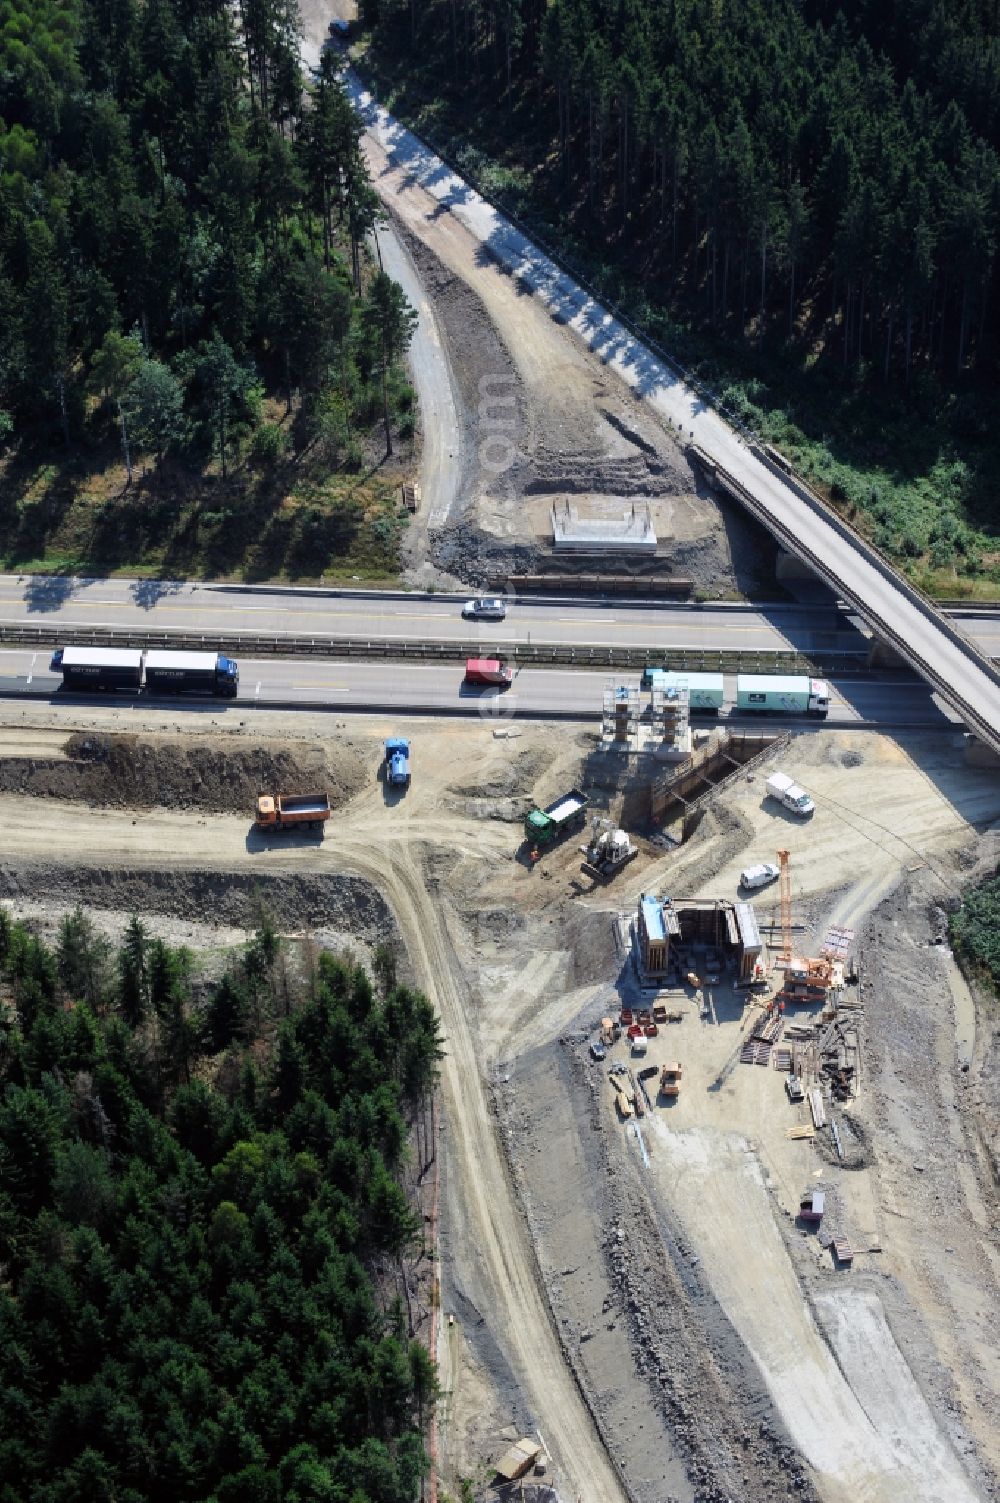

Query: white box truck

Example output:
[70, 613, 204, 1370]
[766, 772, 815, 816]
[736, 674, 829, 716]
[643, 669, 725, 710]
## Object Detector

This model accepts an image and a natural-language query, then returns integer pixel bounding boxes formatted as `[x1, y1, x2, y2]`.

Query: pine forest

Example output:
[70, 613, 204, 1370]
[363, 0, 1000, 588]
[0, 0, 416, 579]
[0, 907, 442, 1502]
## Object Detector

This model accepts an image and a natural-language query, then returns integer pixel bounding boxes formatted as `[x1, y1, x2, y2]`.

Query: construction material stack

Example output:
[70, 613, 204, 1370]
[740, 1000, 785, 1066]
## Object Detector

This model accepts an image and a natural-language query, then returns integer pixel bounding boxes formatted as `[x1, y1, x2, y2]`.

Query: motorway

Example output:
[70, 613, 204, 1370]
[3, 573, 1000, 658]
[345, 73, 1000, 750]
[0, 645, 956, 729]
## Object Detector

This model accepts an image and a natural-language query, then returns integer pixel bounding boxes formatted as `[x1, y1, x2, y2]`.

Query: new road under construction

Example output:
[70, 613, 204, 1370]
[348, 50, 1000, 757]
[2, 37, 1000, 1503]
[0, 681, 997, 1503]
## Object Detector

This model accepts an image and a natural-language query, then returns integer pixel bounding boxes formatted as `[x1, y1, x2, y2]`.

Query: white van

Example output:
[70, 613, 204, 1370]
[766, 772, 815, 817]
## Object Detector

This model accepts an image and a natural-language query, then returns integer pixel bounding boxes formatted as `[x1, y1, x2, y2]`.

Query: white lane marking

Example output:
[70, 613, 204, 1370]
[0, 603, 457, 621]
[0, 606, 792, 637]
[255, 681, 261, 698]
[239, 660, 472, 673]
[27, 652, 35, 685]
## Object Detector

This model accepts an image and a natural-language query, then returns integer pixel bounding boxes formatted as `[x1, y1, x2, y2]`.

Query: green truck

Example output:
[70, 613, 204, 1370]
[524, 788, 589, 849]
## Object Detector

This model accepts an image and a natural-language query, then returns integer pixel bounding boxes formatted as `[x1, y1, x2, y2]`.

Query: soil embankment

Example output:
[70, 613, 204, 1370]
[1, 706, 999, 1502]
[0, 731, 366, 813]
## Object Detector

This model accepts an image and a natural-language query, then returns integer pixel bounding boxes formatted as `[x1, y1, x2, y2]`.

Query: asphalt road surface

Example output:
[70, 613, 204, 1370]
[4, 574, 1000, 659]
[373, 225, 465, 528]
[345, 72, 1000, 747]
[0, 574, 941, 654]
[0, 646, 956, 729]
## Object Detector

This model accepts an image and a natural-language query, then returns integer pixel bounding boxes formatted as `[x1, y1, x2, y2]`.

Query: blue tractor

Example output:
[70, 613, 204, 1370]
[384, 738, 411, 790]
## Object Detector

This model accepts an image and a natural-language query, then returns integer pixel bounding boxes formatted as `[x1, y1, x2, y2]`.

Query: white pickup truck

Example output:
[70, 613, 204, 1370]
[766, 772, 815, 817]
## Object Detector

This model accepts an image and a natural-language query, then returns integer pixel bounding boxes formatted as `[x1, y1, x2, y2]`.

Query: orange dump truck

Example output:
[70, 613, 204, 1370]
[255, 792, 331, 831]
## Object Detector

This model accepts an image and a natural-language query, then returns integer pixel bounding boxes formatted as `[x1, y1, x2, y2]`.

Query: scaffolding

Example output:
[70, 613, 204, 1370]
[599, 679, 693, 758]
[601, 681, 640, 751]
[649, 679, 691, 760]
[652, 681, 688, 739]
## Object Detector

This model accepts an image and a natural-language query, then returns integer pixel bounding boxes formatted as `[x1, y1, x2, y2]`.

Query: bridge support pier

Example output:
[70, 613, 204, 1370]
[964, 736, 1000, 769]
[867, 636, 908, 669]
[775, 549, 818, 584]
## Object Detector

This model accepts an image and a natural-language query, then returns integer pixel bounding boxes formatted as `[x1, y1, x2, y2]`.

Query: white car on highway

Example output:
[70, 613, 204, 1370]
[462, 597, 507, 621]
[739, 861, 780, 892]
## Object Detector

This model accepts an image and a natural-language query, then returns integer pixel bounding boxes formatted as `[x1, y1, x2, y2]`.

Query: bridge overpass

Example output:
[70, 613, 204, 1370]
[348, 74, 1000, 757]
[687, 443, 1000, 757]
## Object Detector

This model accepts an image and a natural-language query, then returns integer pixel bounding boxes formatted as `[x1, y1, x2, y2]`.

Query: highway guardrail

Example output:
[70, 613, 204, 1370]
[346, 76, 1000, 748]
[688, 444, 1000, 754]
[0, 622, 871, 678]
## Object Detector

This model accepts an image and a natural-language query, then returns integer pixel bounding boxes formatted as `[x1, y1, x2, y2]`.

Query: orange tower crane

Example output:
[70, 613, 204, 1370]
[776, 850, 793, 966]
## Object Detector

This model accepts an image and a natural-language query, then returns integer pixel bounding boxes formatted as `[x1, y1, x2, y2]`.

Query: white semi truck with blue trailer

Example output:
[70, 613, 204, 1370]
[51, 647, 239, 698]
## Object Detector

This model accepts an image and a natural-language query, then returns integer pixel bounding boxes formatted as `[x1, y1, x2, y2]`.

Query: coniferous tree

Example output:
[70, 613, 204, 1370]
[118, 915, 149, 1028]
[361, 271, 418, 457]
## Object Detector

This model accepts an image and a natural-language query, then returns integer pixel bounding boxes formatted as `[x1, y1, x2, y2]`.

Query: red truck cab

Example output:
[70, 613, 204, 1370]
[464, 657, 513, 688]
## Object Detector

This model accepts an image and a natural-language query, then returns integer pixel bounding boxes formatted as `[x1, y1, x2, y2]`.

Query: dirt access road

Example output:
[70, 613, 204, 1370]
[582, 729, 1000, 1503]
[300, 6, 764, 595]
[4, 706, 1000, 1501]
[0, 711, 628, 1503]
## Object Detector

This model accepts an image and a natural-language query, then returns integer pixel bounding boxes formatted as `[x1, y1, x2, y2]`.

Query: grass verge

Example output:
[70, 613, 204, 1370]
[0, 425, 411, 586]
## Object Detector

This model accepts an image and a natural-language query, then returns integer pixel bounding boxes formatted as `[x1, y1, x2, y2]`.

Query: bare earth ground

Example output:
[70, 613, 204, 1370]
[386, 223, 774, 595]
[303, 0, 777, 595]
[1, 705, 998, 1503]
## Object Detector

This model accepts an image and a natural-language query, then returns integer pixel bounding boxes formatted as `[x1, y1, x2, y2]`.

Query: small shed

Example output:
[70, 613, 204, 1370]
[495, 1438, 542, 1481]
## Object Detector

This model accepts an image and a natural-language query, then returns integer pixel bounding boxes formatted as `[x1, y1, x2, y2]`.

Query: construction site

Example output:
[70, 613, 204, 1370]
[0, 700, 998, 1503]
